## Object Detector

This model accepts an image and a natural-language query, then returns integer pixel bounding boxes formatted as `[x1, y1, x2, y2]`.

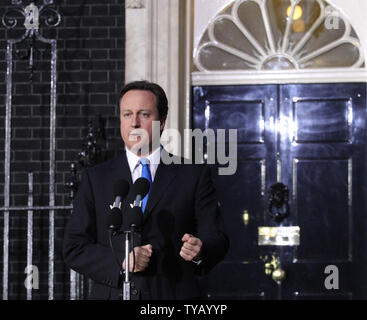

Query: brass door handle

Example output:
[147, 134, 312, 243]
[242, 210, 249, 226]
[272, 268, 286, 283]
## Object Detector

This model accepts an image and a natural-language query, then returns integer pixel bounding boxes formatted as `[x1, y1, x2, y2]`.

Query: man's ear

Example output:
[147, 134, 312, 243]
[160, 116, 167, 132]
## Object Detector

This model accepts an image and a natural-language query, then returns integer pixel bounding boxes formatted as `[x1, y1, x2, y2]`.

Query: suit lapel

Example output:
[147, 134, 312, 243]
[110, 150, 133, 186]
[143, 153, 178, 221]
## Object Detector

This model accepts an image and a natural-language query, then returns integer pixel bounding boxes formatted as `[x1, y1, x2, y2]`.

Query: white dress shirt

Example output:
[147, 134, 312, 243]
[125, 146, 161, 183]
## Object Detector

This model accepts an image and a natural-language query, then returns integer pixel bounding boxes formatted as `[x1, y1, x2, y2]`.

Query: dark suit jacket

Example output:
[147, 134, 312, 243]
[63, 150, 229, 300]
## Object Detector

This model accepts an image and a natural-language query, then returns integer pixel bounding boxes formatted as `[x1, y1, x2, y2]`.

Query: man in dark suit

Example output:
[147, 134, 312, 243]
[63, 81, 229, 300]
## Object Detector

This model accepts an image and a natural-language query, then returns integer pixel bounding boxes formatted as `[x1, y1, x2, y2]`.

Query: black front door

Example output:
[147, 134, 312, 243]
[192, 83, 367, 299]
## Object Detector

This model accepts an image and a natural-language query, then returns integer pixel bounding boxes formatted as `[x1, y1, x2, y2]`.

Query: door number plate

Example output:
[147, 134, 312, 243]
[258, 226, 300, 246]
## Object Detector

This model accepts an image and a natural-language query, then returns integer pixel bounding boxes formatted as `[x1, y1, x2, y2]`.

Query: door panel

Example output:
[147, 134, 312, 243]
[294, 158, 350, 261]
[193, 84, 278, 298]
[205, 100, 265, 143]
[293, 98, 352, 143]
[192, 83, 367, 299]
[279, 83, 367, 299]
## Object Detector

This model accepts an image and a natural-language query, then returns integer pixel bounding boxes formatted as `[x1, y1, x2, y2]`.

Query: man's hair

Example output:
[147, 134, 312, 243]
[119, 80, 168, 120]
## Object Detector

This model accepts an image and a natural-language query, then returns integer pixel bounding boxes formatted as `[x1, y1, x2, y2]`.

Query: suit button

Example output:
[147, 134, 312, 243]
[131, 282, 135, 289]
[132, 289, 138, 295]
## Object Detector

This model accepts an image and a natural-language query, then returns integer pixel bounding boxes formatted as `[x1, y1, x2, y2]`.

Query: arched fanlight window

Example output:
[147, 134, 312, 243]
[194, 0, 364, 71]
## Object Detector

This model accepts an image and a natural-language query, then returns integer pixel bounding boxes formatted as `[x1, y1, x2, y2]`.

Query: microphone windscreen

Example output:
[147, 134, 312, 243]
[106, 207, 122, 229]
[126, 206, 144, 229]
[113, 179, 130, 198]
[133, 177, 150, 198]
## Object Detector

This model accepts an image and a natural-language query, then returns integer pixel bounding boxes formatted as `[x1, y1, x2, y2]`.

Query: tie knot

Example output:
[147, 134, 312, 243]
[139, 158, 150, 166]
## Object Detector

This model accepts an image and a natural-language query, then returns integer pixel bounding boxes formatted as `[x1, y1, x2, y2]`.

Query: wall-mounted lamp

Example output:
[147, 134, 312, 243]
[286, 5, 303, 20]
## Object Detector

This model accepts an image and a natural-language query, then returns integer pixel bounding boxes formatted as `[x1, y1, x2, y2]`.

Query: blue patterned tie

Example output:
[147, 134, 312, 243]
[139, 158, 152, 213]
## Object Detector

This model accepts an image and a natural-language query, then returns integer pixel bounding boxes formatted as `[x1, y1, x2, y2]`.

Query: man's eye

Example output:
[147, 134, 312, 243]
[142, 113, 150, 118]
[122, 113, 131, 118]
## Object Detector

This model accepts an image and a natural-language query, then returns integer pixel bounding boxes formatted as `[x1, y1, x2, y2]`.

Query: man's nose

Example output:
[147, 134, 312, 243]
[131, 114, 140, 127]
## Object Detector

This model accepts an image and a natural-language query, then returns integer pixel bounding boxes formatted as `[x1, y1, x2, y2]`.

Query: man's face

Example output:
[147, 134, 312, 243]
[120, 89, 166, 155]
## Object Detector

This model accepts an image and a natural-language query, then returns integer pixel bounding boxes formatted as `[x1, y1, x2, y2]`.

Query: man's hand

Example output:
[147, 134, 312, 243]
[122, 244, 152, 272]
[180, 233, 202, 261]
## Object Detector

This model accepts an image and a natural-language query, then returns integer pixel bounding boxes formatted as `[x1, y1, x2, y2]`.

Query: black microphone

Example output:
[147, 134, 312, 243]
[113, 179, 130, 209]
[106, 179, 130, 231]
[125, 177, 150, 230]
[132, 177, 150, 208]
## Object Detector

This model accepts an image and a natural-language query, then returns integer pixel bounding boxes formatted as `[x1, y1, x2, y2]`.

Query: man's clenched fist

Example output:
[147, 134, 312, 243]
[122, 244, 152, 272]
[180, 233, 202, 261]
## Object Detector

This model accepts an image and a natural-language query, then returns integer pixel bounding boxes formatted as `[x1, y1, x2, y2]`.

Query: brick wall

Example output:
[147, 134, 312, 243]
[0, 0, 125, 299]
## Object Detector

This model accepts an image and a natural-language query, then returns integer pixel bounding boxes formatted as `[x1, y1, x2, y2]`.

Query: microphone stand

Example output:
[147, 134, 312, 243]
[122, 201, 143, 301]
[123, 230, 131, 300]
[106, 210, 134, 300]
[107, 179, 147, 300]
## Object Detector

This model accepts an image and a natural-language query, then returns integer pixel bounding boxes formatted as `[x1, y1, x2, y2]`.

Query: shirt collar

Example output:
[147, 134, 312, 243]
[125, 146, 161, 172]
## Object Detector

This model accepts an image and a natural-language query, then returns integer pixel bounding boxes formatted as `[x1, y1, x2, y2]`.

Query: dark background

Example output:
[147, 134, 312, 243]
[0, 0, 126, 299]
